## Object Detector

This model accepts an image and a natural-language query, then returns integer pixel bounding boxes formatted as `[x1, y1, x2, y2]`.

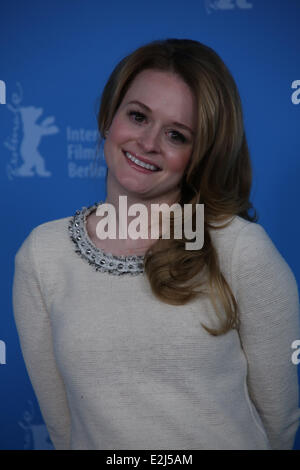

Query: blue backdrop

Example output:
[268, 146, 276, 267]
[1, 0, 299, 450]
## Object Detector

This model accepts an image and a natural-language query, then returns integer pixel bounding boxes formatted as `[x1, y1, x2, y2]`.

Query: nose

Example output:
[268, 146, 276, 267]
[137, 125, 160, 153]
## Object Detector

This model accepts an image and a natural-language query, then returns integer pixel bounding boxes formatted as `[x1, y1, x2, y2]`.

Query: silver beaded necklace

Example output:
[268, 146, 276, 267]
[68, 202, 145, 275]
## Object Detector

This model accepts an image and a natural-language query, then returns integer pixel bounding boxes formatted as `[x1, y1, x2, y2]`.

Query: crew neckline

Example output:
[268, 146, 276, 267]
[68, 202, 145, 275]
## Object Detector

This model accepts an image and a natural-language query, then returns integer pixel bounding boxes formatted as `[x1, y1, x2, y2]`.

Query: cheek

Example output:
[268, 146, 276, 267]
[166, 150, 192, 174]
[104, 119, 129, 164]
[108, 115, 133, 143]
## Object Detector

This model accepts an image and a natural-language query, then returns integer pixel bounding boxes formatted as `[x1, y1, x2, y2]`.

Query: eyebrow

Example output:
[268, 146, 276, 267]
[126, 100, 195, 135]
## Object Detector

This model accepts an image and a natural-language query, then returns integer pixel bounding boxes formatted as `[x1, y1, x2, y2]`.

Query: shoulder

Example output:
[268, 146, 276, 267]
[230, 216, 291, 276]
[209, 214, 282, 262]
[226, 217, 299, 304]
[208, 214, 265, 246]
[209, 215, 299, 300]
[14, 214, 73, 268]
[207, 215, 258, 278]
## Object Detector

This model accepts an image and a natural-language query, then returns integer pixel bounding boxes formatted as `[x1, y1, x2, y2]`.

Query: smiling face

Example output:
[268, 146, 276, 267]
[103, 69, 197, 203]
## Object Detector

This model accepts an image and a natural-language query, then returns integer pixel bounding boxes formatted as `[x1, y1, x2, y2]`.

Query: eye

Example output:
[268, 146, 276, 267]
[168, 130, 187, 144]
[127, 110, 146, 123]
[127, 109, 188, 144]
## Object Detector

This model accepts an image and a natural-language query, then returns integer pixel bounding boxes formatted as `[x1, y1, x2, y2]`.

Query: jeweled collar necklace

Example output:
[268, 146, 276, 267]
[68, 202, 145, 275]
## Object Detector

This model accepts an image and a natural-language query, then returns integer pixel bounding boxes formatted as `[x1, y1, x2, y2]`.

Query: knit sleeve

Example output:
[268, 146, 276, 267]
[12, 227, 71, 450]
[231, 222, 300, 450]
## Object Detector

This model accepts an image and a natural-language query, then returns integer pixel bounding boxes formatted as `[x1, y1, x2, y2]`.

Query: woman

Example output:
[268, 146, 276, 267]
[12, 38, 300, 450]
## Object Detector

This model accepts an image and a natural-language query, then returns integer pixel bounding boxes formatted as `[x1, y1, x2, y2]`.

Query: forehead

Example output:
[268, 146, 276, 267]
[121, 69, 196, 125]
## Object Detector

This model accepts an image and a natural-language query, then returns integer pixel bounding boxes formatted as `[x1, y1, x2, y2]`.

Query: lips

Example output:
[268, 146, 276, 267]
[123, 150, 162, 171]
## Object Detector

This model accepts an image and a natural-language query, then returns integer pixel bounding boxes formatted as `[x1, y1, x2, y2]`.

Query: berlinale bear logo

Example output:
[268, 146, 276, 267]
[4, 82, 59, 179]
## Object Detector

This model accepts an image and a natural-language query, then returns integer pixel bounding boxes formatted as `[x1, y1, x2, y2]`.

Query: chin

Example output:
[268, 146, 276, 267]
[114, 165, 157, 191]
[122, 182, 155, 197]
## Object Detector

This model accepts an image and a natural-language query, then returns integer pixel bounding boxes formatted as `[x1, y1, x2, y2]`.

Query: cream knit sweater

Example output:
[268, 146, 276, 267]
[12, 209, 300, 450]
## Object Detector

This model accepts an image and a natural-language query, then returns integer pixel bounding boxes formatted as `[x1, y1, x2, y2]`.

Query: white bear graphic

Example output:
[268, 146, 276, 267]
[16, 105, 59, 177]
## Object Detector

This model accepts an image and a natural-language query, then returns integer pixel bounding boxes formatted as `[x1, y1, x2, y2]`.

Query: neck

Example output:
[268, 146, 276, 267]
[105, 170, 181, 218]
[91, 170, 181, 254]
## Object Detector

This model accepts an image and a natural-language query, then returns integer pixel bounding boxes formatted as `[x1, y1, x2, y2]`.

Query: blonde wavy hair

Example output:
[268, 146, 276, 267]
[95, 38, 258, 336]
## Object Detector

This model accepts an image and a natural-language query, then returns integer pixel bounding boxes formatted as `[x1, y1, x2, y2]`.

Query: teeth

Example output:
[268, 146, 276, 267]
[125, 152, 159, 171]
